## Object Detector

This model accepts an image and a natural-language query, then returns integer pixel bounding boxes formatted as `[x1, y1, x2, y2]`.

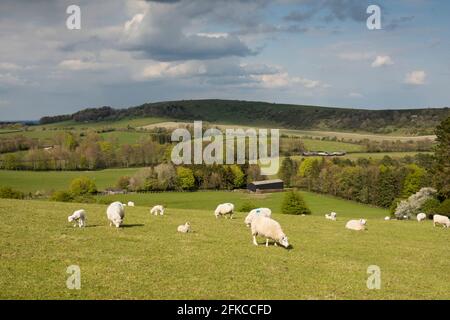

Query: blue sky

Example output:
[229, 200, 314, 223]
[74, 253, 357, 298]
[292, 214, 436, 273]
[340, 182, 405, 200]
[0, 0, 449, 120]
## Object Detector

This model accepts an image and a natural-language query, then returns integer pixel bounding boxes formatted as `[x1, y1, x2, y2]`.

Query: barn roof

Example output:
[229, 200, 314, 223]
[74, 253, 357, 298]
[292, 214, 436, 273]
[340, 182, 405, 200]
[249, 179, 283, 186]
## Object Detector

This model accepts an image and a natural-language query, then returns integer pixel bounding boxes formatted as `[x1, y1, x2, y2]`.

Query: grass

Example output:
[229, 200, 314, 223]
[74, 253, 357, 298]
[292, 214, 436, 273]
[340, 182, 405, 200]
[290, 152, 431, 162]
[281, 129, 436, 142]
[1, 197, 449, 299]
[97, 190, 387, 218]
[300, 138, 363, 152]
[0, 168, 140, 193]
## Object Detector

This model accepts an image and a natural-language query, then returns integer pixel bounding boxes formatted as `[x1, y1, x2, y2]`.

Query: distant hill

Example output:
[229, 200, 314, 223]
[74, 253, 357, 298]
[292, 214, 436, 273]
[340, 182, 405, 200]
[39, 99, 449, 134]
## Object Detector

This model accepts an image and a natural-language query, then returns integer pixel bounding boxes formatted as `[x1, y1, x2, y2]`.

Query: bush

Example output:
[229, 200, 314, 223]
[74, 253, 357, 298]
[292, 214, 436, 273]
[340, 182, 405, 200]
[50, 190, 73, 202]
[176, 167, 196, 190]
[69, 177, 97, 196]
[281, 190, 311, 215]
[0, 186, 25, 199]
[116, 176, 130, 190]
[436, 199, 450, 217]
[238, 201, 256, 212]
[420, 198, 441, 215]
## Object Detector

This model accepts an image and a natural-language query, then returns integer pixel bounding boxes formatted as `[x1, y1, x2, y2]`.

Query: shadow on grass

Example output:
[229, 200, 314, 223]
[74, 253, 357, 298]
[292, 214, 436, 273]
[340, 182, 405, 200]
[121, 224, 145, 228]
[254, 241, 294, 250]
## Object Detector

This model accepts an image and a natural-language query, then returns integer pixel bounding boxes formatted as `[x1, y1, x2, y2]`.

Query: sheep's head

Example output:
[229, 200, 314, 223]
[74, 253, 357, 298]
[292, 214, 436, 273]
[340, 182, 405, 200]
[68, 216, 74, 222]
[113, 218, 123, 228]
[185, 222, 190, 227]
[244, 214, 253, 227]
[360, 219, 367, 225]
[279, 235, 289, 248]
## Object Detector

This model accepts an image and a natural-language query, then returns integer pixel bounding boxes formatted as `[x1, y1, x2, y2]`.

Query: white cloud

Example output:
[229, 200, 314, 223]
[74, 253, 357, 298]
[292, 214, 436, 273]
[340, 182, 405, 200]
[405, 70, 426, 85]
[349, 92, 364, 98]
[371, 55, 394, 68]
[139, 61, 207, 79]
[254, 72, 326, 89]
[124, 13, 145, 36]
[0, 63, 22, 70]
[338, 52, 374, 61]
[58, 59, 104, 71]
[0, 99, 10, 107]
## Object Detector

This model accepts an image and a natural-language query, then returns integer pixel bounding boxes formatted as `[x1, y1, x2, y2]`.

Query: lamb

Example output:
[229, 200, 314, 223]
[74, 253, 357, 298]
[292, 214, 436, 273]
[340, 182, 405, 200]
[214, 203, 234, 219]
[68, 209, 86, 228]
[177, 222, 191, 233]
[106, 201, 125, 228]
[244, 208, 272, 227]
[433, 214, 450, 228]
[384, 216, 391, 221]
[325, 212, 337, 221]
[345, 219, 367, 231]
[150, 205, 164, 216]
[127, 201, 135, 207]
[416, 212, 427, 222]
[250, 216, 289, 248]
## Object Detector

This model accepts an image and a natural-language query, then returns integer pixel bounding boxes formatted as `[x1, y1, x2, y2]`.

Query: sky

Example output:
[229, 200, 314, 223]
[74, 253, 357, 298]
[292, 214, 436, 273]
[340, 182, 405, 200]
[0, 0, 449, 120]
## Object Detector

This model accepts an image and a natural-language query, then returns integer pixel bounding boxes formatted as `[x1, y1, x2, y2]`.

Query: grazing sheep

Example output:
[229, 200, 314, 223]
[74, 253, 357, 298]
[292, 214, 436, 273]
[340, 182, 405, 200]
[68, 209, 86, 228]
[107, 201, 125, 228]
[127, 201, 135, 207]
[384, 216, 391, 221]
[245, 208, 272, 227]
[177, 222, 191, 233]
[416, 213, 427, 222]
[325, 212, 337, 221]
[214, 203, 234, 219]
[345, 219, 367, 231]
[433, 214, 450, 228]
[150, 205, 164, 216]
[250, 216, 289, 248]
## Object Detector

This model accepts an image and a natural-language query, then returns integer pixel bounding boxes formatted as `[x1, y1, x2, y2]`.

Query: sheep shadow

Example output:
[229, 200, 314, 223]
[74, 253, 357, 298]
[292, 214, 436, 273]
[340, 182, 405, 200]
[121, 224, 145, 228]
[254, 241, 294, 250]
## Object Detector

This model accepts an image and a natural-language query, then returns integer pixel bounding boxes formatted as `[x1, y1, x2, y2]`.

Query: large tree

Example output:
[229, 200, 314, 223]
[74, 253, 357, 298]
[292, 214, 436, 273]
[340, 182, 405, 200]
[433, 116, 450, 200]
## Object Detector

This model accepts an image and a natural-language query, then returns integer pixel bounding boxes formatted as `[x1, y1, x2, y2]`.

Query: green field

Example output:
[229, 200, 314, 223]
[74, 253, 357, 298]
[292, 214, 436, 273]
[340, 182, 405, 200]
[97, 190, 387, 218]
[1, 196, 449, 299]
[290, 152, 431, 162]
[0, 168, 139, 193]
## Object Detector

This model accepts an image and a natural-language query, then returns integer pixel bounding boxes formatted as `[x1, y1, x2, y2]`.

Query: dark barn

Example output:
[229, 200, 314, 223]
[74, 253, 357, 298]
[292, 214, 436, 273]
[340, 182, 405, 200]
[247, 179, 284, 193]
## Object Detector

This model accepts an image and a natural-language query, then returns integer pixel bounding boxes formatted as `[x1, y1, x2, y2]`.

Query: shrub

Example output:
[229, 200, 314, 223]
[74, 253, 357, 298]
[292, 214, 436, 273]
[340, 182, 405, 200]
[50, 190, 73, 202]
[238, 201, 256, 212]
[116, 176, 130, 190]
[176, 167, 195, 190]
[69, 177, 97, 196]
[436, 199, 450, 217]
[420, 198, 441, 215]
[0, 186, 25, 199]
[281, 190, 311, 215]
[394, 187, 437, 219]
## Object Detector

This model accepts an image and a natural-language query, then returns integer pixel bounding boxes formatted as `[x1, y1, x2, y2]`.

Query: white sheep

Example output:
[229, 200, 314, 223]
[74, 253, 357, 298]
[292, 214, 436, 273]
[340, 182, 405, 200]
[177, 222, 191, 233]
[107, 201, 125, 228]
[325, 211, 337, 221]
[127, 201, 135, 207]
[250, 216, 289, 248]
[214, 203, 234, 219]
[345, 219, 367, 231]
[433, 214, 450, 228]
[244, 208, 272, 227]
[416, 212, 427, 222]
[150, 205, 165, 216]
[68, 209, 86, 228]
[384, 216, 391, 221]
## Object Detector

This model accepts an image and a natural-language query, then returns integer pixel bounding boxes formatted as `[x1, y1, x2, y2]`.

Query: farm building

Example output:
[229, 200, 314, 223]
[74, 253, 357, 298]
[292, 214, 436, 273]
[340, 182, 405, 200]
[247, 179, 284, 193]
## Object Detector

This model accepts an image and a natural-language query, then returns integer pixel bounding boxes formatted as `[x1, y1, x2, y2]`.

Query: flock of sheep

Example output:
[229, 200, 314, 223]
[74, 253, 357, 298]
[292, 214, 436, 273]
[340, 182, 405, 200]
[383, 212, 450, 227]
[67, 201, 450, 249]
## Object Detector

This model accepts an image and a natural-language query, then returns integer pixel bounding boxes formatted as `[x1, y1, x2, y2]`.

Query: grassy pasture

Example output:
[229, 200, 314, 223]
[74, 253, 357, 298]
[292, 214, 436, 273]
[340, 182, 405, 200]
[0, 198, 449, 299]
[0, 168, 140, 193]
[97, 190, 387, 218]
